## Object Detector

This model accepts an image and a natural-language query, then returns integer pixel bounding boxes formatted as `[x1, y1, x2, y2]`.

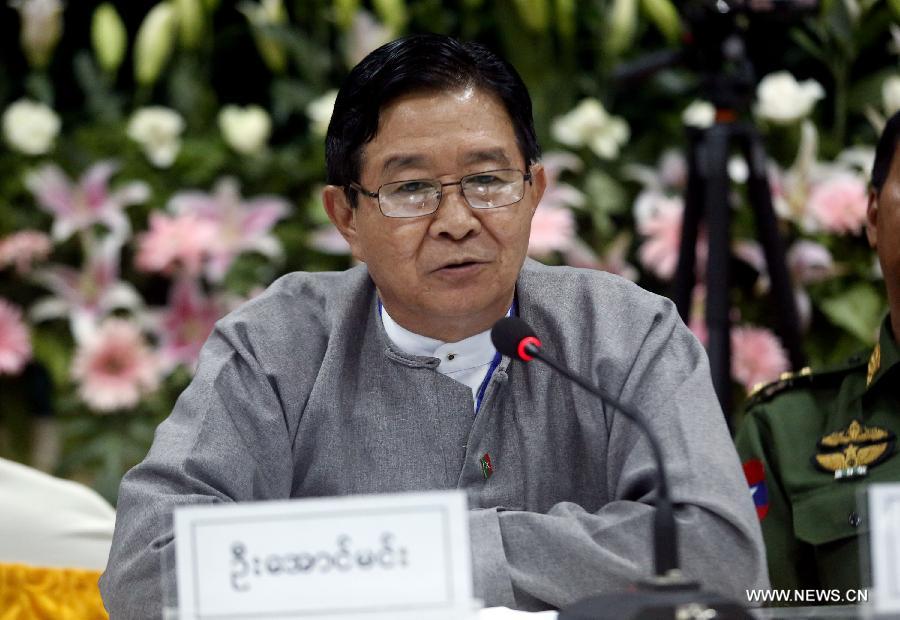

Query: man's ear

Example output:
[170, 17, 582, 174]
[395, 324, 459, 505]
[527, 162, 547, 216]
[866, 188, 879, 250]
[322, 185, 365, 261]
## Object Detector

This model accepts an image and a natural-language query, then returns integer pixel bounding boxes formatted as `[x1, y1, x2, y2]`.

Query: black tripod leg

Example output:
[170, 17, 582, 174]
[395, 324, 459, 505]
[743, 129, 807, 370]
[673, 129, 704, 320]
[702, 126, 734, 416]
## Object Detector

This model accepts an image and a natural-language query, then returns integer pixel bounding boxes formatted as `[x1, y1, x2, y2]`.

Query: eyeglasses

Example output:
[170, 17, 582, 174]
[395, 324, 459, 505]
[349, 168, 532, 218]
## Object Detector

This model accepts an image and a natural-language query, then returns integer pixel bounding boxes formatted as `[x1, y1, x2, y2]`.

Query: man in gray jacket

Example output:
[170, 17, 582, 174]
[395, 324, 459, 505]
[101, 34, 768, 617]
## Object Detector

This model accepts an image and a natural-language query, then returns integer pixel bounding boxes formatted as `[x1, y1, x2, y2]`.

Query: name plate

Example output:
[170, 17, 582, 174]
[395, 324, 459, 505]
[173, 490, 474, 620]
[868, 483, 900, 614]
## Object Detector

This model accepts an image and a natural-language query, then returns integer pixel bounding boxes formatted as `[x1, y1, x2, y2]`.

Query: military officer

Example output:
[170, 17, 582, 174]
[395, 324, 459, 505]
[735, 110, 900, 591]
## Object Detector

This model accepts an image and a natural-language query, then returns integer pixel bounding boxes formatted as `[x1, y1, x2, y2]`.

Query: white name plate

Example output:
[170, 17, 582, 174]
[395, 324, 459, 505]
[174, 490, 474, 620]
[868, 483, 900, 615]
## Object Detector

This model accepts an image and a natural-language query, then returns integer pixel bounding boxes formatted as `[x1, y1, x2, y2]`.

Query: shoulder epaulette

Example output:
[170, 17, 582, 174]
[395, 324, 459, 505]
[744, 350, 870, 409]
[745, 367, 814, 407]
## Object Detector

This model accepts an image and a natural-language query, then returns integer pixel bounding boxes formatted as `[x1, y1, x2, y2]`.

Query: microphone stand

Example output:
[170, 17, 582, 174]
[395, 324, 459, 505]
[524, 343, 679, 579]
[520, 342, 752, 620]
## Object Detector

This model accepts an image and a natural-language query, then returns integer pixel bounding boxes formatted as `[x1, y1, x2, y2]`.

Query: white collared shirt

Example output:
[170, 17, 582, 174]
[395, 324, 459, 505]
[380, 304, 506, 412]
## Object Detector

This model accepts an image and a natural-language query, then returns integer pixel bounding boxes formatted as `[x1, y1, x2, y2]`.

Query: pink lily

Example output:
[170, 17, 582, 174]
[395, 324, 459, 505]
[0, 297, 32, 376]
[29, 236, 143, 343]
[529, 151, 585, 258]
[153, 277, 226, 373]
[168, 178, 291, 282]
[0, 230, 51, 274]
[25, 161, 149, 243]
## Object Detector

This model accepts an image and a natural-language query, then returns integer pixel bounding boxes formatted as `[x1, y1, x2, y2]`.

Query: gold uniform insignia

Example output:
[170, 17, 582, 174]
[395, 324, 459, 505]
[867, 343, 881, 387]
[813, 420, 896, 480]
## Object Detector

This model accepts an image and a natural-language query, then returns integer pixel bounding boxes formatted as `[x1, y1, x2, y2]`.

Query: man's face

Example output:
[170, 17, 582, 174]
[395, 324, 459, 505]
[326, 87, 545, 341]
[867, 144, 900, 335]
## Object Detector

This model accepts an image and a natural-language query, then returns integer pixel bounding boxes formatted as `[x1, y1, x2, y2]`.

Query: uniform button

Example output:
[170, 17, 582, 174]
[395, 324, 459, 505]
[848, 512, 861, 528]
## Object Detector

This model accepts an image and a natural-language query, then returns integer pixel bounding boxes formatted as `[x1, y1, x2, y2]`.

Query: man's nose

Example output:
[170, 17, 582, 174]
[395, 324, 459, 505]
[428, 184, 482, 241]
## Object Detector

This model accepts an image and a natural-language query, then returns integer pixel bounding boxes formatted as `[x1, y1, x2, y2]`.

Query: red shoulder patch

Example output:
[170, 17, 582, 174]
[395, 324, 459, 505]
[742, 459, 769, 520]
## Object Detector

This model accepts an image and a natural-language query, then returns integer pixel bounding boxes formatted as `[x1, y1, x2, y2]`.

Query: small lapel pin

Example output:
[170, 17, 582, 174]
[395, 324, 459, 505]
[479, 453, 494, 480]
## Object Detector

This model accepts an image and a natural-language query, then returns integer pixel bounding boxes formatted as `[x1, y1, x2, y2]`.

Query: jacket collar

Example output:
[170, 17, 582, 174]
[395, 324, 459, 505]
[866, 314, 900, 393]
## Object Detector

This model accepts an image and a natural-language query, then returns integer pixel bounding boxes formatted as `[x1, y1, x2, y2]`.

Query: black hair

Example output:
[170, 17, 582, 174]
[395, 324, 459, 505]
[325, 33, 541, 205]
[872, 110, 900, 193]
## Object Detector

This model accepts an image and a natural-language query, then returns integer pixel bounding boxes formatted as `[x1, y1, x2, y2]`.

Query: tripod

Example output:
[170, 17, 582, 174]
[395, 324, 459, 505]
[672, 117, 807, 420]
[610, 4, 815, 420]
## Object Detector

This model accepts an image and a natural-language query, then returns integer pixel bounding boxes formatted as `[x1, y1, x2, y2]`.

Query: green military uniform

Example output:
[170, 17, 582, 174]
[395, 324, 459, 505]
[735, 317, 900, 590]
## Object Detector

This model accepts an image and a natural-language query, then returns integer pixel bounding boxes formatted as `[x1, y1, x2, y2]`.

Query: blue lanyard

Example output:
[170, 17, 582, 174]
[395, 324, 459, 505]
[474, 350, 502, 414]
[474, 298, 516, 415]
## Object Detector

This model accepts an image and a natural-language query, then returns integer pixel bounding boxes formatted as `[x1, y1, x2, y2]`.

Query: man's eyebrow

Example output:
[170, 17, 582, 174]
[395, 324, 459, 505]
[461, 148, 512, 167]
[381, 154, 429, 176]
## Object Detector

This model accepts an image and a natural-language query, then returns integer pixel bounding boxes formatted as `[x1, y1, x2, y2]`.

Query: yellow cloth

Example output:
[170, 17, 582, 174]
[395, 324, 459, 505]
[0, 563, 108, 620]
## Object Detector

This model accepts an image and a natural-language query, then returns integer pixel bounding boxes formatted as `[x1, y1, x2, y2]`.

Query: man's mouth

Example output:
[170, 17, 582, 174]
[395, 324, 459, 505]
[433, 259, 488, 274]
[442, 261, 480, 269]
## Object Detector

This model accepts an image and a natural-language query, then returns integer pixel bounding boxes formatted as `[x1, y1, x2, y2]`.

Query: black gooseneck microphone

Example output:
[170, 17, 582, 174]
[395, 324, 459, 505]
[491, 317, 679, 577]
[491, 317, 751, 620]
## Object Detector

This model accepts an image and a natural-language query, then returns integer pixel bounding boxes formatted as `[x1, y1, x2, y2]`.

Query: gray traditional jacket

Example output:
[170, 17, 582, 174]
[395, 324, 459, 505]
[100, 259, 768, 617]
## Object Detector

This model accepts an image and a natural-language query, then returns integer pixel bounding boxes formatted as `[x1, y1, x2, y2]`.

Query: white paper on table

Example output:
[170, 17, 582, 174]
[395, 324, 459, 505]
[173, 490, 473, 620]
[868, 482, 900, 615]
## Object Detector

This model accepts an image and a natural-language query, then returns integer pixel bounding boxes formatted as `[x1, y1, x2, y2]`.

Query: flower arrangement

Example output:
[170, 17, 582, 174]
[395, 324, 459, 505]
[0, 0, 895, 500]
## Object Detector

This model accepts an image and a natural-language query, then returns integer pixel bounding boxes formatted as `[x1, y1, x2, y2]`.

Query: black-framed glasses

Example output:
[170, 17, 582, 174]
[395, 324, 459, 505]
[349, 168, 532, 218]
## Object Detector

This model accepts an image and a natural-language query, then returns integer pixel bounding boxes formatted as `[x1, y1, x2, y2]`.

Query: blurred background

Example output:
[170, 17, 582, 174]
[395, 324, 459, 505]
[0, 0, 896, 504]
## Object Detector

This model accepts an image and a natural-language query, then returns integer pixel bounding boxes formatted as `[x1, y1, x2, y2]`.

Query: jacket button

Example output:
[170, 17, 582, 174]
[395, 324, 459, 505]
[848, 512, 861, 528]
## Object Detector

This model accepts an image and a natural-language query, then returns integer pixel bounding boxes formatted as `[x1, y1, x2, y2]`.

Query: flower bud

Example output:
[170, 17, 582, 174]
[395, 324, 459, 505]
[238, 0, 288, 74]
[682, 100, 715, 129]
[754, 71, 824, 125]
[883, 75, 900, 117]
[91, 4, 127, 74]
[551, 98, 630, 160]
[218, 105, 272, 155]
[306, 90, 338, 138]
[2, 99, 61, 155]
[605, 0, 638, 57]
[640, 0, 681, 45]
[174, 0, 204, 49]
[10, 0, 64, 69]
[127, 106, 185, 168]
[134, 2, 177, 87]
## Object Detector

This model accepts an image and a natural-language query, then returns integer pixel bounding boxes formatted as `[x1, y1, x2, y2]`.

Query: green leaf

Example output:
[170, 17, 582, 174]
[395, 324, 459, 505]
[270, 79, 318, 125]
[819, 282, 885, 345]
[554, 0, 576, 40]
[584, 170, 627, 238]
[640, 0, 681, 45]
[30, 326, 73, 390]
[510, 0, 550, 33]
[790, 28, 827, 63]
[585, 170, 627, 215]
[847, 67, 897, 114]
[73, 52, 123, 123]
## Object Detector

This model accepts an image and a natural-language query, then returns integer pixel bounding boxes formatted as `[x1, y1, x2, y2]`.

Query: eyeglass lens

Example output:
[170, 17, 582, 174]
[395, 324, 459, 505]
[379, 169, 524, 217]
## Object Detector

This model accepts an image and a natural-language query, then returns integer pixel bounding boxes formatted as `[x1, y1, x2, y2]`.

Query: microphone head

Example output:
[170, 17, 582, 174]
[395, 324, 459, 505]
[491, 317, 541, 361]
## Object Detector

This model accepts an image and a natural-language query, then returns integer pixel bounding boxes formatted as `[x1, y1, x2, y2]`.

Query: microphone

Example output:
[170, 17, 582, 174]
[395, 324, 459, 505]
[491, 317, 751, 620]
[491, 317, 678, 577]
